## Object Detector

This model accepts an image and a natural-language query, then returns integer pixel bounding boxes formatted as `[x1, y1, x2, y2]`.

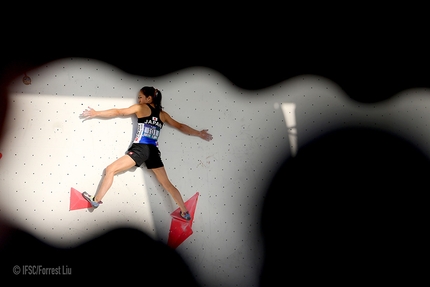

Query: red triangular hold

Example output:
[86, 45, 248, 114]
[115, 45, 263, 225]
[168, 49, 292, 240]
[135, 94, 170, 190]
[167, 192, 199, 249]
[69, 187, 92, 211]
[170, 192, 199, 222]
[168, 221, 193, 249]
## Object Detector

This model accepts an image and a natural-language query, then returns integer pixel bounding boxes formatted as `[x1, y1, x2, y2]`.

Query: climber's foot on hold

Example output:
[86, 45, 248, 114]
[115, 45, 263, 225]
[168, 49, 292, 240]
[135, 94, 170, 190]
[180, 211, 191, 221]
[82, 192, 102, 208]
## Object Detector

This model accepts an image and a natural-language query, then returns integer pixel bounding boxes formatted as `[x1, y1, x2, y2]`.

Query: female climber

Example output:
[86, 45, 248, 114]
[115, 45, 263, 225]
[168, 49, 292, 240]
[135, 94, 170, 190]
[80, 86, 213, 220]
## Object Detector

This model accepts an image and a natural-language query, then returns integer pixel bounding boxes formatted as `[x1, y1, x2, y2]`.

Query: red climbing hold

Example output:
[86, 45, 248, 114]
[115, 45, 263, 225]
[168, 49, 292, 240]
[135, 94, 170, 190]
[69, 187, 92, 211]
[167, 192, 199, 249]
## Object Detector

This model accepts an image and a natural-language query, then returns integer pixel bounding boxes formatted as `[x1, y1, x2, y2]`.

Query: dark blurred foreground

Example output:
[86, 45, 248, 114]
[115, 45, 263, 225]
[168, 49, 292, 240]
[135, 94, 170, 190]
[261, 127, 429, 285]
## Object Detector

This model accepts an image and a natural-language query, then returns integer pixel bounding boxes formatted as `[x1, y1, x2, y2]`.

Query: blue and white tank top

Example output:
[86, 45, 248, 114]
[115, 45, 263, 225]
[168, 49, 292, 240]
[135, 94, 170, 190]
[133, 104, 164, 146]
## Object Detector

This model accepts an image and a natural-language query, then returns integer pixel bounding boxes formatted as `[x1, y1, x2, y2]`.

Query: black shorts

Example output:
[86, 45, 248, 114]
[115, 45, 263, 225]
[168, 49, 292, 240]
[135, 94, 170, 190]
[126, 143, 164, 169]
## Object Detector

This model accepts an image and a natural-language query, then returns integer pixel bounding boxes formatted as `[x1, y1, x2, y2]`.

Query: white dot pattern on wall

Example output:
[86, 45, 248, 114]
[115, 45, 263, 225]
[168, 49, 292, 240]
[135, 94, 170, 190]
[2, 58, 430, 287]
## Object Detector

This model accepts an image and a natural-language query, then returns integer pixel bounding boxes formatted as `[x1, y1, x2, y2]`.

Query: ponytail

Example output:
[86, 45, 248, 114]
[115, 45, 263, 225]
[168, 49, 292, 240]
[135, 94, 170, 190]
[153, 88, 163, 110]
[141, 86, 163, 110]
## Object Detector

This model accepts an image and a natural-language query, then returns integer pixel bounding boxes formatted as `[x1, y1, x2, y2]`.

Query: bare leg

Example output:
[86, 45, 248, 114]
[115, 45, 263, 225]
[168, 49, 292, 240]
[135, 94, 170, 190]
[94, 155, 136, 202]
[151, 167, 188, 213]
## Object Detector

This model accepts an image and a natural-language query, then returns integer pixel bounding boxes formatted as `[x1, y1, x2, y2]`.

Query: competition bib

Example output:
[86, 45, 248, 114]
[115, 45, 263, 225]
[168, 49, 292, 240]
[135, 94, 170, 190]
[134, 122, 162, 144]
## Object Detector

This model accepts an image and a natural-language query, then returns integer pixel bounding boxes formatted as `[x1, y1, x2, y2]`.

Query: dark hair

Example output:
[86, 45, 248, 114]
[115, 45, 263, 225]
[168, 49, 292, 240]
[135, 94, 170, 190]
[141, 86, 163, 110]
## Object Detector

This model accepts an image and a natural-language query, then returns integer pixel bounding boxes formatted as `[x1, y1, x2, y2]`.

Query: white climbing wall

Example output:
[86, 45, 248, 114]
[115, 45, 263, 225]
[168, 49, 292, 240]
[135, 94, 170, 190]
[1, 58, 430, 286]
